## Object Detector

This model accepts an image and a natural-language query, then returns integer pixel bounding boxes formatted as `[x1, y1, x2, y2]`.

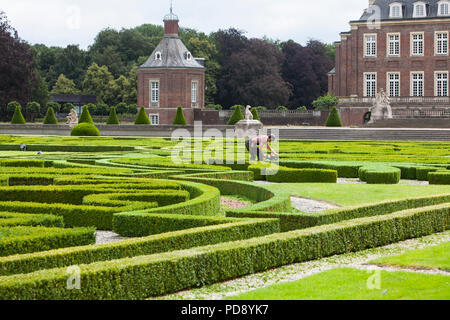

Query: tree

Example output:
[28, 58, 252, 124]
[82, 63, 115, 104]
[26, 101, 40, 122]
[326, 107, 343, 127]
[61, 102, 75, 113]
[227, 107, 244, 125]
[115, 102, 128, 114]
[7, 101, 21, 116]
[95, 103, 110, 116]
[135, 107, 150, 125]
[78, 105, 94, 124]
[107, 107, 119, 125]
[43, 107, 58, 124]
[32, 77, 49, 112]
[51, 74, 81, 95]
[251, 108, 260, 121]
[312, 93, 338, 110]
[276, 106, 288, 111]
[0, 12, 38, 120]
[173, 106, 187, 125]
[11, 105, 26, 124]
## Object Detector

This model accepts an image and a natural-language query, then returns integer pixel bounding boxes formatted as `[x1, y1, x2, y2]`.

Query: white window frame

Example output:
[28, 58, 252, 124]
[387, 33, 401, 56]
[411, 32, 424, 56]
[364, 72, 377, 97]
[387, 72, 401, 97]
[389, 3, 403, 18]
[191, 80, 198, 107]
[435, 71, 449, 97]
[149, 114, 160, 126]
[411, 72, 425, 97]
[150, 79, 160, 108]
[435, 31, 449, 56]
[438, 1, 449, 16]
[155, 51, 162, 61]
[364, 34, 377, 57]
[413, 2, 427, 17]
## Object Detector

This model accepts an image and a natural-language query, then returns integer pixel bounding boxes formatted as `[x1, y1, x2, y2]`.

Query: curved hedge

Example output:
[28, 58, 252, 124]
[429, 171, 450, 185]
[249, 163, 337, 183]
[358, 166, 401, 184]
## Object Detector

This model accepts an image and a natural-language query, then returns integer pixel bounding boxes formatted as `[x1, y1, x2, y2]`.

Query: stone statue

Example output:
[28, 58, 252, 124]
[66, 109, 78, 127]
[368, 89, 393, 124]
[245, 105, 254, 121]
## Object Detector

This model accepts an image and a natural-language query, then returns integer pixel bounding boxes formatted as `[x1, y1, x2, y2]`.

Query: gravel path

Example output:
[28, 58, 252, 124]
[96, 231, 130, 245]
[290, 196, 339, 213]
[221, 197, 250, 209]
[155, 231, 450, 300]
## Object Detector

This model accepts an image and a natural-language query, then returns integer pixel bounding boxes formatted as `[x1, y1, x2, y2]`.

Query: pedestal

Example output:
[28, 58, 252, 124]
[234, 120, 264, 139]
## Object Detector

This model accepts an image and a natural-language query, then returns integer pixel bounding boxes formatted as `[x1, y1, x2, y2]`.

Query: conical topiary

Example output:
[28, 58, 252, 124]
[251, 108, 260, 121]
[11, 105, 26, 124]
[326, 107, 343, 127]
[78, 105, 94, 124]
[107, 107, 120, 125]
[135, 107, 150, 125]
[173, 106, 187, 125]
[227, 107, 244, 125]
[43, 107, 58, 125]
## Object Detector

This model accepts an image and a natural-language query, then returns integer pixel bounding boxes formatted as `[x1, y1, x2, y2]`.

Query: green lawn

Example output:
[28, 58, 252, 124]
[265, 183, 450, 206]
[371, 242, 450, 271]
[228, 268, 450, 300]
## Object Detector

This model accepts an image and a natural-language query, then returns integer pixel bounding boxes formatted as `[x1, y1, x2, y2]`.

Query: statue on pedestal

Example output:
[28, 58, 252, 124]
[245, 105, 254, 121]
[368, 89, 393, 124]
[66, 109, 78, 128]
[235, 105, 263, 139]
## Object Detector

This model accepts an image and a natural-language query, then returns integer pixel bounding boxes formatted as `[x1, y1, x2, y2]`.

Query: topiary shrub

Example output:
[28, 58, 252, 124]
[107, 107, 120, 125]
[127, 104, 138, 115]
[276, 106, 288, 111]
[312, 93, 338, 110]
[135, 107, 150, 125]
[428, 171, 450, 185]
[251, 108, 261, 121]
[10, 105, 26, 124]
[116, 102, 128, 115]
[43, 107, 58, 125]
[326, 107, 343, 127]
[297, 106, 307, 111]
[173, 106, 187, 125]
[71, 123, 100, 137]
[61, 103, 74, 114]
[358, 166, 401, 184]
[7, 101, 21, 115]
[78, 105, 94, 124]
[95, 103, 110, 116]
[45, 102, 61, 115]
[228, 107, 244, 125]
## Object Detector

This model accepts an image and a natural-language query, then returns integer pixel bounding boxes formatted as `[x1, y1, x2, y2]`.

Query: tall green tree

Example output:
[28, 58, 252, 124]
[51, 74, 81, 95]
[82, 63, 115, 104]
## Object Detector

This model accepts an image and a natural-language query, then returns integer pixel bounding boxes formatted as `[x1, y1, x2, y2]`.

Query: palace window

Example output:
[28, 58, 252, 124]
[413, 2, 427, 17]
[411, 73, 424, 97]
[389, 3, 403, 18]
[388, 34, 400, 56]
[364, 34, 377, 57]
[438, 1, 449, 15]
[191, 81, 198, 107]
[435, 72, 448, 97]
[155, 51, 162, 61]
[387, 73, 400, 97]
[411, 33, 424, 56]
[149, 114, 160, 126]
[436, 32, 448, 55]
[185, 51, 192, 60]
[364, 73, 377, 97]
[150, 80, 160, 106]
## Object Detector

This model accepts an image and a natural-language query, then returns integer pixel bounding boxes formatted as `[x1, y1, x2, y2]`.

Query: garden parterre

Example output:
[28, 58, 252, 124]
[0, 136, 448, 300]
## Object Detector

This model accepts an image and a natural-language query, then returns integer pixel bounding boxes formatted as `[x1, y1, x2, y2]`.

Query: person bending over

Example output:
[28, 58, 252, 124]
[245, 135, 278, 161]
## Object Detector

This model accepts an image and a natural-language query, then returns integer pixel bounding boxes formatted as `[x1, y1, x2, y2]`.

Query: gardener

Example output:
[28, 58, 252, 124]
[245, 135, 278, 161]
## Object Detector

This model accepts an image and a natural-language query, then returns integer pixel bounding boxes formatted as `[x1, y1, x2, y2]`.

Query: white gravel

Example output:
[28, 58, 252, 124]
[95, 231, 130, 245]
[290, 196, 339, 213]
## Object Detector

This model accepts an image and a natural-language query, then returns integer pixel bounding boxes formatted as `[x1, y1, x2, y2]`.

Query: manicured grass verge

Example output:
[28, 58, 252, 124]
[228, 268, 450, 300]
[0, 203, 447, 299]
[0, 226, 95, 257]
[370, 241, 450, 271]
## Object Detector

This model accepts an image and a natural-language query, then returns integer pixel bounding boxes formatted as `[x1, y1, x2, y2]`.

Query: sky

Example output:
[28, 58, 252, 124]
[0, 0, 367, 49]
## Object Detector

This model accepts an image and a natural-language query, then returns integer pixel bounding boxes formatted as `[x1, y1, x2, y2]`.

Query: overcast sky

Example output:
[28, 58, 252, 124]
[1, 0, 366, 49]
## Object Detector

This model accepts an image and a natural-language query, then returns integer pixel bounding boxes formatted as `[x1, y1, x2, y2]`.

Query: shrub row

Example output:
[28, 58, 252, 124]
[0, 177, 7, 186]
[248, 163, 337, 183]
[83, 191, 189, 208]
[0, 160, 44, 168]
[0, 145, 135, 152]
[0, 204, 447, 299]
[0, 212, 64, 228]
[174, 170, 254, 182]
[279, 160, 362, 178]
[358, 166, 401, 184]
[0, 226, 95, 257]
[416, 167, 441, 181]
[0, 219, 279, 277]
[429, 171, 450, 185]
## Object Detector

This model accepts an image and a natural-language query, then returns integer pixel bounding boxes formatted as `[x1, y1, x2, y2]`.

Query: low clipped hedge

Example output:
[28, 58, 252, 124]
[416, 167, 440, 181]
[0, 145, 134, 152]
[0, 204, 447, 299]
[0, 177, 8, 186]
[0, 219, 279, 277]
[279, 160, 361, 179]
[248, 164, 337, 183]
[0, 160, 45, 168]
[429, 171, 450, 185]
[0, 212, 64, 228]
[358, 166, 401, 184]
[0, 226, 95, 257]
